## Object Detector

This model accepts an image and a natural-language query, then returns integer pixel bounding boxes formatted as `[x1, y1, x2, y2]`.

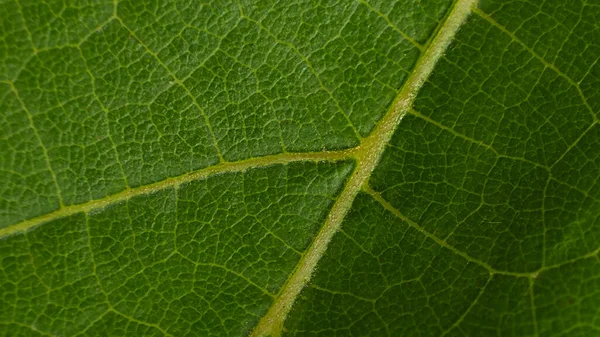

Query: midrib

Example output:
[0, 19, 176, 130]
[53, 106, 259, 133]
[250, 0, 478, 335]
[1, 0, 478, 334]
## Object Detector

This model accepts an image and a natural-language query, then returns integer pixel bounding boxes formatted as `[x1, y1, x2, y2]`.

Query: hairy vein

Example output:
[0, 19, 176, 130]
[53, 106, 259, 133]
[0, 150, 355, 239]
[249, 1, 479, 335]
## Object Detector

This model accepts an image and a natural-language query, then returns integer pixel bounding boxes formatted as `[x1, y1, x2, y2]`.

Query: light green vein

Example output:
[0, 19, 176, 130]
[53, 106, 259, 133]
[114, 17, 226, 162]
[538, 245, 600, 274]
[73, 310, 111, 337]
[111, 310, 175, 337]
[6, 321, 58, 337]
[250, 1, 479, 335]
[474, 8, 599, 124]
[309, 284, 376, 303]
[358, 0, 425, 51]
[177, 253, 275, 298]
[364, 186, 533, 278]
[408, 108, 551, 170]
[0, 149, 356, 239]
[76, 46, 130, 189]
[84, 213, 175, 336]
[550, 121, 597, 169]
[530, 276, 540, 337]
[440, 273, 493, 336]
[236, 1, 362, 141]
[14, 0, 37, 54]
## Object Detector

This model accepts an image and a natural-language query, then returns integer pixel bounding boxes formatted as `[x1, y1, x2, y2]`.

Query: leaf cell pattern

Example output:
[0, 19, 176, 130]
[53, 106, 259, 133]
[1, 0, 599, 336]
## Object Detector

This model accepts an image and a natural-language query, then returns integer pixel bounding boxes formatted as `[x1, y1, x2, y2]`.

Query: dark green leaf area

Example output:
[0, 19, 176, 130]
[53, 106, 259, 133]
[480, 0, 600, 95]
[371, 114, 547, 273]
[546, 124, 600, 265]
[414, 14, 594, 167]
[535, 258, 600, 337]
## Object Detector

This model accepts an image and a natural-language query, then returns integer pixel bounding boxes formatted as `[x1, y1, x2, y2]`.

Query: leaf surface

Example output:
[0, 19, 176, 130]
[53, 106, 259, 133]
[0, 0, 599, 336]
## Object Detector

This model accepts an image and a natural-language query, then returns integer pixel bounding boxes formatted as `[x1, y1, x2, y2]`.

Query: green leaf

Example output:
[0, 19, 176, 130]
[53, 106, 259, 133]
[1, 0, 598, 336]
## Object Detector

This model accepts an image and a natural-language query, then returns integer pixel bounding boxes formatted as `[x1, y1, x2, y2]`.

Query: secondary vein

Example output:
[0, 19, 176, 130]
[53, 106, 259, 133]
[249, 1, 479, 335]
[365, 186, 533, 278]
[473, 8, 599, 124]
[0, 149, 355, 239]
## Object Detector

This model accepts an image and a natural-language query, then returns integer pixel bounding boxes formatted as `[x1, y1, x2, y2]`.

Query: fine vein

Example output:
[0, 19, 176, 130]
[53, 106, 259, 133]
[0, 150, 355, 239]
[236, 2, 362, 141]
[473, 8, 599, 124]
[249, 1, 478, 335]
[115, 17, 227, 162]
[440, 274, 493, 337]
[5, 81, 65, 208]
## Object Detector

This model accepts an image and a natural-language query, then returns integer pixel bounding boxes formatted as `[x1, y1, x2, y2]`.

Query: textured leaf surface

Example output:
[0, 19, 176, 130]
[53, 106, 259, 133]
[1, 0, 599, 336]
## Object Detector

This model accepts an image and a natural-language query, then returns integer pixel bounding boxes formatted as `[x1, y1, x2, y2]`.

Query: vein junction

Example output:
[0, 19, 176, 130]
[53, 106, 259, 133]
[250, 0, 478, 335]
[2, 0, 478, 335]
[0, 149, 355, 238]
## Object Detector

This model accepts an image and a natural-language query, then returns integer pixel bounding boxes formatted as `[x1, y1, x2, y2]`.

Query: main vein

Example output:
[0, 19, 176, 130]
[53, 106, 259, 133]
[249, 0, 478, 336]
[0, 149, 355, 239]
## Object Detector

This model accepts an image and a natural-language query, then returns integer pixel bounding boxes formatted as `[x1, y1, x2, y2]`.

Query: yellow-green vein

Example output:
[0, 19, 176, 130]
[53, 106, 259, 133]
[0, 149, 355, 239]
[249, 1, 479, 335]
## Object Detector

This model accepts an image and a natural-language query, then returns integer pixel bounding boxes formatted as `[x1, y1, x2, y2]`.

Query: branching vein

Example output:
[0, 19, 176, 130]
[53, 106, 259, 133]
[0, 149, 355, 238]
[249, 1, 479, 335]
